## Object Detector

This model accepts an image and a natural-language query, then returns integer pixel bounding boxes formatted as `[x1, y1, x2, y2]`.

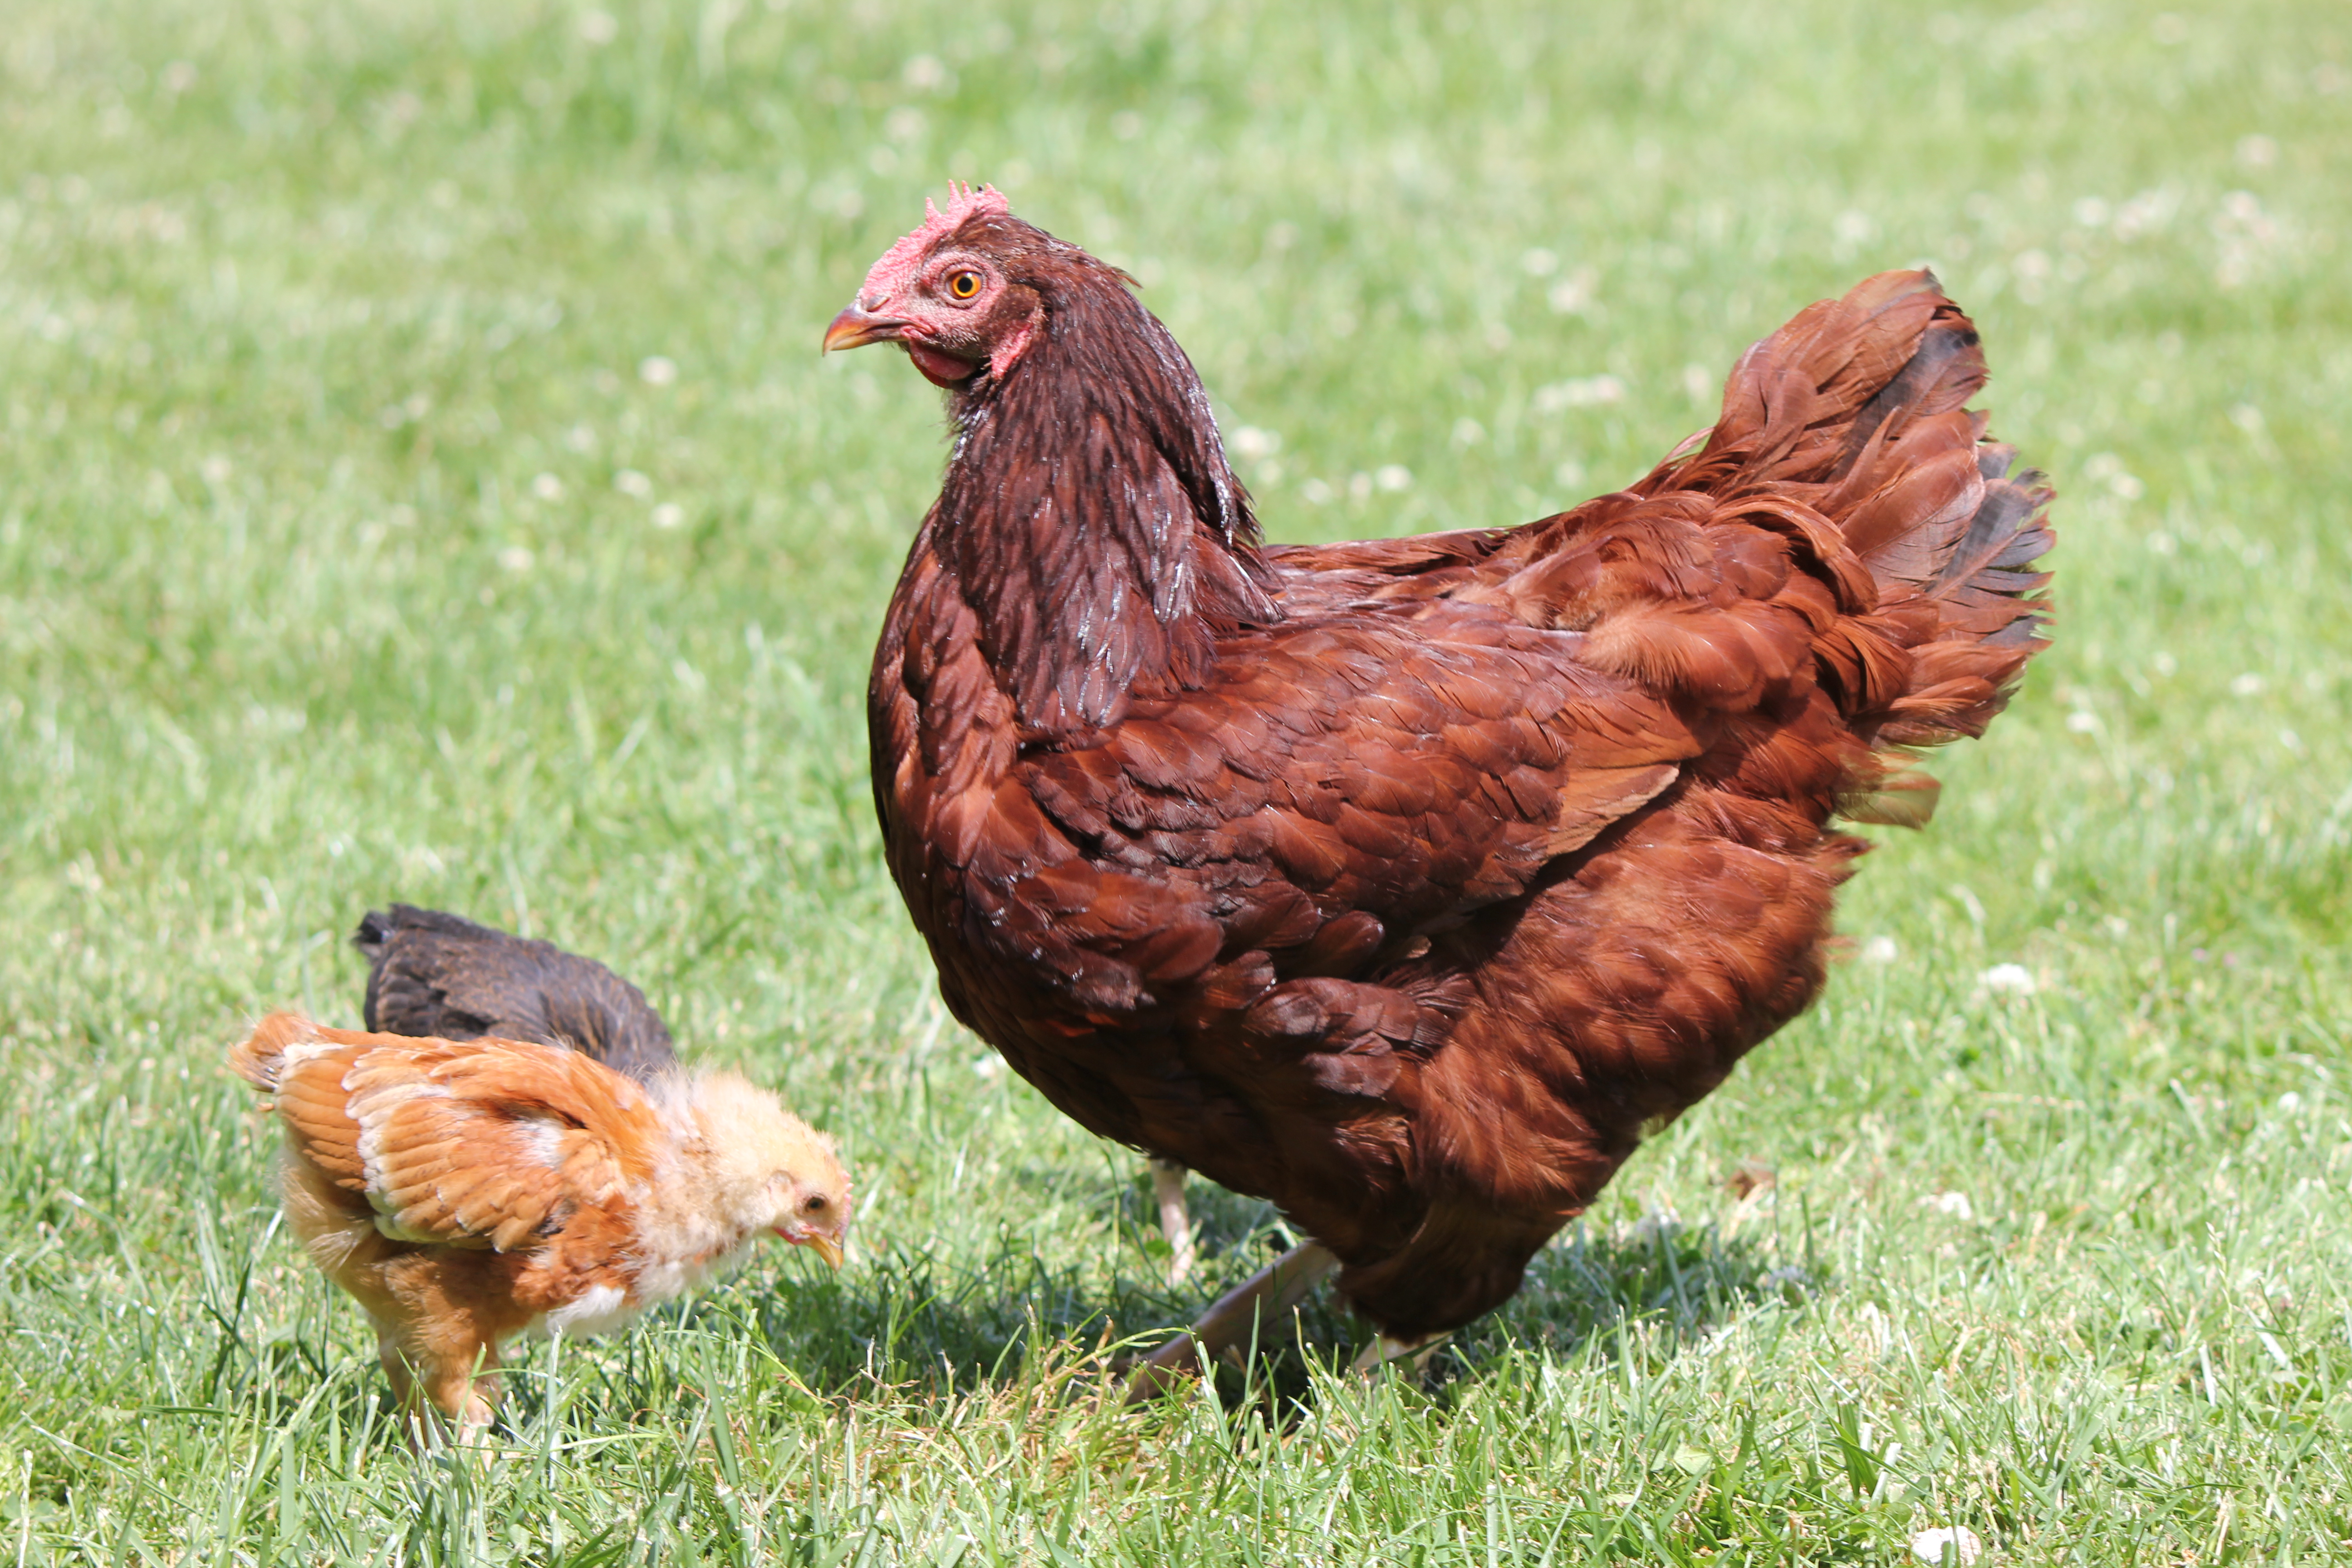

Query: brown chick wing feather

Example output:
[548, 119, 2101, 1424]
[254, 1018, 662, 1254]
[869, 242, 2050, 1338]
[233, 1013, 372, 1196]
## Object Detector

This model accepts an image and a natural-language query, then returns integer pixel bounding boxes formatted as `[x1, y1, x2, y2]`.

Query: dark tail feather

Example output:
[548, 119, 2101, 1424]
[353, 904, 679, 1081]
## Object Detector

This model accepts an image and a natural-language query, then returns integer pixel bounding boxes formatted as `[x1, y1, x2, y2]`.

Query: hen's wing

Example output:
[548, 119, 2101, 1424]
[902, 439, 1891, 1035]
[354, 905, 677, 1081]
[889, 589, 1701, 997]
[256, 1016, 663, 1253]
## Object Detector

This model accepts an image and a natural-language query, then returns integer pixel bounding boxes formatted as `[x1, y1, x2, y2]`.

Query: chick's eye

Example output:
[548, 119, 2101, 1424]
[946, 270, 981, 301]
[803, 1196, 828, 1214]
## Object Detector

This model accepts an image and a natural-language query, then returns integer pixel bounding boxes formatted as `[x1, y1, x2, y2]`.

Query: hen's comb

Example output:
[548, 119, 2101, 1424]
[868, 182, 1012, 283]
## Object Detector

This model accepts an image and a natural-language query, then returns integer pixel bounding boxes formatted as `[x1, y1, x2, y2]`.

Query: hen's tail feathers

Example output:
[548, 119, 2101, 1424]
[1642, 270, 2053, 810]
[228, 1011, 322, 1093]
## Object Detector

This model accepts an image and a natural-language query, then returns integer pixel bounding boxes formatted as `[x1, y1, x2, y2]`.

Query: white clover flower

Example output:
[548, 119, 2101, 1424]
[1980, 963, 2036, 996]
[1229, 426, 1279, 461]
[1532, 375, 1625, 414]
[1910, 1525, 1984, 1565]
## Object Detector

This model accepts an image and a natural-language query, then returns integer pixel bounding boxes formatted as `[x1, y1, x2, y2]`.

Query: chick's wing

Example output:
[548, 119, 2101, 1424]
[272, 1030, 665, 1252]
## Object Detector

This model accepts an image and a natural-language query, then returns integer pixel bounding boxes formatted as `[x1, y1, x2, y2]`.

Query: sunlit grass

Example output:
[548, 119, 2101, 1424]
[3, 0, 2350, 1560]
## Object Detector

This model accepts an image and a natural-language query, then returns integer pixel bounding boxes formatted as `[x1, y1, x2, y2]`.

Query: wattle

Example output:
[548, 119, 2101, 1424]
[904, 340, 979, 387]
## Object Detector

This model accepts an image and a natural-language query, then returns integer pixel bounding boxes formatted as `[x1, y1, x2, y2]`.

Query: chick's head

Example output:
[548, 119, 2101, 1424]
[684, 1072, 851, 1268]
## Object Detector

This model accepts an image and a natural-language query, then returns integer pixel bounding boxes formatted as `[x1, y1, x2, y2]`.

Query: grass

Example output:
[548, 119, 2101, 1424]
[3, 0, 2350, 1559]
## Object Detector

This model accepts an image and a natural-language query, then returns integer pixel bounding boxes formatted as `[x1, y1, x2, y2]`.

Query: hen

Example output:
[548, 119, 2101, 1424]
[354, 904, 678, 1082]
[828, 187, 2052, 1374]
[231, 1013, 848, 1428]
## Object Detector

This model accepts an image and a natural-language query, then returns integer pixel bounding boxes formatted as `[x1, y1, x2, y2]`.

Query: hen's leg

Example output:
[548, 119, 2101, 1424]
[1148, 1157, 1197, 1285]
[1125, 1241, 1340, 1401]
[1350, 1331, 1447, 1377]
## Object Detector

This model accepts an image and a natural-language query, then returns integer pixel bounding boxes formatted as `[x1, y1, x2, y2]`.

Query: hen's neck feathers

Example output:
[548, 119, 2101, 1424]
[926, 245, 1278, 735]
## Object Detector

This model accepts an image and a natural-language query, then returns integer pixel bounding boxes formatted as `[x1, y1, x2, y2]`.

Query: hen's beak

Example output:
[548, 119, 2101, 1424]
[823, 304, 905, 353]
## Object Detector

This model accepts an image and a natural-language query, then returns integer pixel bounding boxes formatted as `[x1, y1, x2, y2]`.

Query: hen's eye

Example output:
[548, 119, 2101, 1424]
[803, 1195, 828, 1213]
[947, 270, 981, 300]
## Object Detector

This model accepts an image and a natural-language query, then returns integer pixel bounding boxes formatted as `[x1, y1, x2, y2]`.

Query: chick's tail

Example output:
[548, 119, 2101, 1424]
[1643, 269, 2055, 824]
[228, 1011, 325, 1093]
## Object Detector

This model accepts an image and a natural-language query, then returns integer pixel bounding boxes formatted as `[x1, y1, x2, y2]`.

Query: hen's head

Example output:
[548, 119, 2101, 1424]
[823, 184, 1117, 391]
[677, 1073, 852, 1268]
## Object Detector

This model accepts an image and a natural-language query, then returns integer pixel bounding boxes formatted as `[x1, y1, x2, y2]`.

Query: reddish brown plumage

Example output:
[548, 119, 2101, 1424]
[843, 193, 2052, 1340]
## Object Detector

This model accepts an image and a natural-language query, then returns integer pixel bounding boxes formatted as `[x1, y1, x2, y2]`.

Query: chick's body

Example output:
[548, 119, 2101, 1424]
[231, 1013, 848, 1427]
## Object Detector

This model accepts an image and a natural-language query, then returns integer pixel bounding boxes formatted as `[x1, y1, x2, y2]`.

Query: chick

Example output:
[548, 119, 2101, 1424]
[230, 1012, 850, 1430]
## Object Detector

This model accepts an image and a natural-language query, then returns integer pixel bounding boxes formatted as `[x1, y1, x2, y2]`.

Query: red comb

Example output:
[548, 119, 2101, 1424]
[869, 182, 1011, 280]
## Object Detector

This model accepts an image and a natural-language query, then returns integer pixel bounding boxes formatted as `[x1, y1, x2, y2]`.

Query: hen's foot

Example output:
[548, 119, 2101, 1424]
[1124, 1241, 1340, 1402]
[1148, 1157, 1197, 1285]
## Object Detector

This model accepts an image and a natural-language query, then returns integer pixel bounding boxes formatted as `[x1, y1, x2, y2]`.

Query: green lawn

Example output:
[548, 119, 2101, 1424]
[4, 0, 2350, 1560]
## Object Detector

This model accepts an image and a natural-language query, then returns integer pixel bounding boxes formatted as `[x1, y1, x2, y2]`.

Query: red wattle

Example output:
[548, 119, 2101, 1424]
[904, 341, 978, 387]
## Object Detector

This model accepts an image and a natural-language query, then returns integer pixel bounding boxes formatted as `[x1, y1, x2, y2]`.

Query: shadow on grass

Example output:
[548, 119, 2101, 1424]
[195, 1177, 1809, 1446]
[185, 1201, 1816, 1469]
[1494, 1215, 1807, 1355]
[691, 1196, 1813, 1425]
[1253, 1215, 1805, 1415]
[690, 1164, 1308, 1394]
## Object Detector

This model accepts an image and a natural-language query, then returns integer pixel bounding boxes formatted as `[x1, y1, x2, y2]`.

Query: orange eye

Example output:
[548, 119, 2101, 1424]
[947, 270, 982, 300]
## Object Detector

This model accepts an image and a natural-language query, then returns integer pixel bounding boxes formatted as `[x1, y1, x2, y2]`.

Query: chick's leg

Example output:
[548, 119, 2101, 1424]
[1125, 1240, 1340, 1401]
[376, 1319, 499, 1437]
[418, 1340, 500, 1434]
[1148, 1157, 1197, 1286]
[371, 1318, 415, 1407]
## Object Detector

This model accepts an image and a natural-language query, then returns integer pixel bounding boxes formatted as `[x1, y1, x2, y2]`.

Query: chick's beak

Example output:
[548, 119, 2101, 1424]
[823, 304, 905, 353]
[775, 1224, 847, 1269]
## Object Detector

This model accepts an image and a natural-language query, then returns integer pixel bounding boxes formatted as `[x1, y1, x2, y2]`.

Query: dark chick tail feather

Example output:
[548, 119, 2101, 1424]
[1642, 269, 2054, 825]
[353, 903, 678, 1081]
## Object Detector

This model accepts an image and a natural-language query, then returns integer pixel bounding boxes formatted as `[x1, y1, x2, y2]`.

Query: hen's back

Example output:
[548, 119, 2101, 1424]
[1269, 270, 2049, 823]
